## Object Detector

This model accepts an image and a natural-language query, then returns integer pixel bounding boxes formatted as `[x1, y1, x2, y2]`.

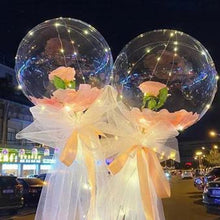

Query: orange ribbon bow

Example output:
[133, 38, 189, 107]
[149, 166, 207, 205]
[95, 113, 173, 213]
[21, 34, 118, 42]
[108, 145, 170, 220]
[60, 126, 104, 219]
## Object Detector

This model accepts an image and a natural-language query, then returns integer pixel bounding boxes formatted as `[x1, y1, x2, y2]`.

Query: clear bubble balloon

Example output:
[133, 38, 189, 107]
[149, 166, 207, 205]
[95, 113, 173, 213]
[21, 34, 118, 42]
[15, 17, 113, 105]
[113, 29, 218, 129]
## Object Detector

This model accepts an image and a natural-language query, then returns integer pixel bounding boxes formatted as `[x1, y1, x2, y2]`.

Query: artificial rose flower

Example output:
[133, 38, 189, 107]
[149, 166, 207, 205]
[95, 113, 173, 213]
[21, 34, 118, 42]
[130, 108, 199, 130]
[53, 84, 101, 112]
[139, 81, 167, 96]
[49, 66, 76, 82]
[30, 96, 63, 108]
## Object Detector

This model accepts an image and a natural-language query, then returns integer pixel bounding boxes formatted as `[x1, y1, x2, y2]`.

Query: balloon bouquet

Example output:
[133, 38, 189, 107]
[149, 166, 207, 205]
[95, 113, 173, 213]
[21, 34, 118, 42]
[15, 18, 217, 220]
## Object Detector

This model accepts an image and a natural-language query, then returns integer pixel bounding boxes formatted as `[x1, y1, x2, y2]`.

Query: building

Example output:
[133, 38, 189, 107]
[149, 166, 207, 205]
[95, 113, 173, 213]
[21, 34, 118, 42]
[0, 63, 54, 177]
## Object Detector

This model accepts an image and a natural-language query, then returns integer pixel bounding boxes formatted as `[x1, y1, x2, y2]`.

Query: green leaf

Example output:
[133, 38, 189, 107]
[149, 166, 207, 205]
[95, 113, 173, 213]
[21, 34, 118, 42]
[53, 76, 66, 89]
[142, 94, 154, 109]
[156, 87, 168, 109]
[147, 98, 157, 110]
[67, 80, 76, 89]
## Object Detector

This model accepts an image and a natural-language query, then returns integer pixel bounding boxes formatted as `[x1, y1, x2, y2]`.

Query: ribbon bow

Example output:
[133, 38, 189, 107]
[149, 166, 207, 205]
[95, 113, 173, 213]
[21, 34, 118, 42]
[108, 145, 170, 220]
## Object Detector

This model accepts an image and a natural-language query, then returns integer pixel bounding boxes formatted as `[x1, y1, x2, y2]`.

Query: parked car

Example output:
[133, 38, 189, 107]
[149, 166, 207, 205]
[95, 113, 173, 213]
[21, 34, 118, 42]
[17, 178, 44, 206]
[37, 173, 49, 181]
[204, 167, 220, 185]
[194, 175, 204, 190]
[0, 176, 24, 213]
[181, 170, 193, 179]
[203, 179, 220, 211]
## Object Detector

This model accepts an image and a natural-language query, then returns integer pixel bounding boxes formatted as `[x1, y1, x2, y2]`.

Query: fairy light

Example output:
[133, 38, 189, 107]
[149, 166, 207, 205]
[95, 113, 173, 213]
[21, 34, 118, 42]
[67, 29, 71, 33]
[71, 40, 74, 44]
[170, 32, 174, 37]
[17, 85, 22, 90]
[168, 72, 172, 77]
[74, 52, 77, 56]
[216, 75, 219, 80]
[201, 51, 206, 55]
[147, 49, 151, 53]
[83, 183, 91, 190]
[119, 95, 123, 99]
[177, 125, 184, 131]
[206, 104, 211, 109]
[157, 57, 161, 61]
[153, 147, 157, 152]
[54, 22, 61, 27]
[29, 31, 33, 36]
[114, 136, 118, 140]
[139, 34, 144, 38]
[60, 48, 65, 53]
[174, 41, 178, 45]
[97, 99, 101, 103]
[41, 105, 45, 111]
[174, 53, 177, 57]
[139, 118, 147, 124]
[65, 105, 71, 112]
[83, 30, 89, 35]
[174, 47, 178, 52]
[104, 48, 108, 52]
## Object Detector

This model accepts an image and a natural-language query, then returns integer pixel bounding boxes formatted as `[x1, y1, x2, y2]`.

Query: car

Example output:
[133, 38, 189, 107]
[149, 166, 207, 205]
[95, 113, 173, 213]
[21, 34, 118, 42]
[17, 178, 44, 206]
[181, 170, 193, 179]
[0, 176, 24, 213]
[194, 176, 204, 190]
[204, 167, 220, 184]
[203, 179, 220, 211]
[37, 173, 50, 181]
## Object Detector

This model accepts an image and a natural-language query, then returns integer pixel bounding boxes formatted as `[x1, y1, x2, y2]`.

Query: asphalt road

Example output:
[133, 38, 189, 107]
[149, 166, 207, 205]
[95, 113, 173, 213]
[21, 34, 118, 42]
[1, 176, 220, 220]
[163, 176, 220, 220]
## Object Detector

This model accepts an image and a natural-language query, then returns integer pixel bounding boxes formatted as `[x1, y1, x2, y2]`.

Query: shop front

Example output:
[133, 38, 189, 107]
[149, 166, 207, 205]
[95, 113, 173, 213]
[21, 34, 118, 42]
[0, 147, 55, 177]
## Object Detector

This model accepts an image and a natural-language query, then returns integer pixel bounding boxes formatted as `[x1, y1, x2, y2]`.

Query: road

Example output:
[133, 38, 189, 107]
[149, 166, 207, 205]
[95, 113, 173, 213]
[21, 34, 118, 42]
[1, 176, 220, 220]
[163, 176, 220, 220]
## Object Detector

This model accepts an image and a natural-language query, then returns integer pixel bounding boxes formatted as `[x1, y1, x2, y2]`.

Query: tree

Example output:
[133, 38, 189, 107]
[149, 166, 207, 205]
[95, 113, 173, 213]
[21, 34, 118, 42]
[205, 149, 220, 166]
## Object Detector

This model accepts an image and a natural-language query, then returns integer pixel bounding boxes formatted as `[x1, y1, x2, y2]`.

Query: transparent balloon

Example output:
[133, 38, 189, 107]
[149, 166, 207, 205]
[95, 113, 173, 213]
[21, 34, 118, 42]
[113, 29, 218, 129]
[15, 17, 113, 105]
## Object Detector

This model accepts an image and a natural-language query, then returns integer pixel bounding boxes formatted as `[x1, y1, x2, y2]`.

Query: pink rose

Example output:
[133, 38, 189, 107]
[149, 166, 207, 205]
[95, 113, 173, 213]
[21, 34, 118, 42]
[139, 81, 167, 96]
[49, 66, 76, 81]
[130, 108, 199, 130]
[53, 84, 101, 112]
[30, 96, 63, 108]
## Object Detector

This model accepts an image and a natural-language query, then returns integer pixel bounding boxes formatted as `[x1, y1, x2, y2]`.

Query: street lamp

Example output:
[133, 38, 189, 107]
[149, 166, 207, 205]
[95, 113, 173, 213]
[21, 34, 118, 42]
[213, 145, 218, 150]
[195, 151, 204, 169]
[209, 130, 220, 137]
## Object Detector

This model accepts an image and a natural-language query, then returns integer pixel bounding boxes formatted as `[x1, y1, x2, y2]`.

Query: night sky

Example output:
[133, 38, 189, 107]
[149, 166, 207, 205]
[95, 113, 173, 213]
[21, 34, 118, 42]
[0, 0, 220, 141]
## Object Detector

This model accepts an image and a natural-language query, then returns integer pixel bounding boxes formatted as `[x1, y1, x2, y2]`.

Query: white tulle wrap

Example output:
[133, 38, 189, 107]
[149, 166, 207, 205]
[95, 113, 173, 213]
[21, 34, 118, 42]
[16, 86, 179, 220]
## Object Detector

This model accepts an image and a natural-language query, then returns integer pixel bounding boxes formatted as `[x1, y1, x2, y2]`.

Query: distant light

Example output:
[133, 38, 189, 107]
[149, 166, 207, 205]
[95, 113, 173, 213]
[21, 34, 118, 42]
[202, 147, 205, 150]
[213, 145, 218, 149]
[209, 130, 217, 137]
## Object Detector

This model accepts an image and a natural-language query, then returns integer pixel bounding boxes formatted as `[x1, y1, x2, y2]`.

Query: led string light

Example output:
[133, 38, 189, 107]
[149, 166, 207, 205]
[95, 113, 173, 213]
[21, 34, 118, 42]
[54, 19, 67, 67]
[63, 19, 86, 83]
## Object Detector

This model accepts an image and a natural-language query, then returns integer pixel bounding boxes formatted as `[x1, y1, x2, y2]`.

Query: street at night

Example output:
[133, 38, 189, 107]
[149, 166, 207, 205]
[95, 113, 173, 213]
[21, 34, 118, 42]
[1, 175, 220, 220]
[163, 176, 220, 220]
